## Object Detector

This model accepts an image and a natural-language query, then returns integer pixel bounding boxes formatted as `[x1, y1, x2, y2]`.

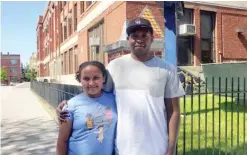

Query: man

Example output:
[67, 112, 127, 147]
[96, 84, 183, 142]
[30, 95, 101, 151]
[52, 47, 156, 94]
[57, 17, 185, 155]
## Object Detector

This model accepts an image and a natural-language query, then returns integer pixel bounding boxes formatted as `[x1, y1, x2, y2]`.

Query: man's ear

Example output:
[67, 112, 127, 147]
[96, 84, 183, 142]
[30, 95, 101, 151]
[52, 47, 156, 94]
[151, 35, 154, 42]
[127, 36, 129, 40]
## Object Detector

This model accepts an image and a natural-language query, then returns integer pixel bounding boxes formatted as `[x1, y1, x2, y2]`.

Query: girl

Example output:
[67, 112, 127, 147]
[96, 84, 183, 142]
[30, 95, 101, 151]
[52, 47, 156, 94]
[56, 61, 117, 155]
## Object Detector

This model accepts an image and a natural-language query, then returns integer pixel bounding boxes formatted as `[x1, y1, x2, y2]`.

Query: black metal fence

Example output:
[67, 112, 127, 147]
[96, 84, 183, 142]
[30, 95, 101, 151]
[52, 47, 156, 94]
[179, 77, 246, 155]
[30, 77, 247, 155]
[31, 81, 81, 109]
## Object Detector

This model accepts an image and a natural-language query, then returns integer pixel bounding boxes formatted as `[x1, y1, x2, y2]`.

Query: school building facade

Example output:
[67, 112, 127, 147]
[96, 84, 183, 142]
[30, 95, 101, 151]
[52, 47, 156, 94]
[36, 1, 247, 85]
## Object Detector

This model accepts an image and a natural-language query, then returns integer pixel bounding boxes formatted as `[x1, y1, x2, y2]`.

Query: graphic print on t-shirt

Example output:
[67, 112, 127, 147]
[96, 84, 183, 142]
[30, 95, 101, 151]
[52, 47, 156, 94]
[86, 113, 94, 129]
[85, 106, 113, 143]
[97, 125, 104, 143]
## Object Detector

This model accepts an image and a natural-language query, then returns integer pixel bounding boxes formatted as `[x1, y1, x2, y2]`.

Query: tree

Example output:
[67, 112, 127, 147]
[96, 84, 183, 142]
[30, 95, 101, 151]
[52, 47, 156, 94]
[25, 69, 37, 81]
[0, 67, 7, 81]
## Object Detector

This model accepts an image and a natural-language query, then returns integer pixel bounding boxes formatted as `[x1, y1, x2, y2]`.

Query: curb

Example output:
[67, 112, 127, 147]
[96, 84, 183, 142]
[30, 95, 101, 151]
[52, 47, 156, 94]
[30, 89, 59, 125]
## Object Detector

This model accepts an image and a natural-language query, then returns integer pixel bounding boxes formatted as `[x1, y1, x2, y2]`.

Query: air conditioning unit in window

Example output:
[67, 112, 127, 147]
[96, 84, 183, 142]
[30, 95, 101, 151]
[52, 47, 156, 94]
[179, 24, 196, 36]
[89, 38, 100, 46]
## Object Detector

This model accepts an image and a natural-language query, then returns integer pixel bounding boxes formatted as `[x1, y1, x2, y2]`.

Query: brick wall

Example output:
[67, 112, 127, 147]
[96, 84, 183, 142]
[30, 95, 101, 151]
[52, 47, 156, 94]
[0, 55, 21, 82]
[37, 16, 44, 77]
[126, 1, 164, 39]
[105, 2, 126, 45]
[39, 64, 44, 77]
[186, 2, 247, 65]
[193, 7, 201, 66]
[78, 30, 88, 65]
[221, 12, 247, 61]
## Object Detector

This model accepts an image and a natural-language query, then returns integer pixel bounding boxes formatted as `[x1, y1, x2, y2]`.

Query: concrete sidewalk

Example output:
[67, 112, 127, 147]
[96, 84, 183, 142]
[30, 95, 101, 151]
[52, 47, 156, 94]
[1, 82, 59, 155]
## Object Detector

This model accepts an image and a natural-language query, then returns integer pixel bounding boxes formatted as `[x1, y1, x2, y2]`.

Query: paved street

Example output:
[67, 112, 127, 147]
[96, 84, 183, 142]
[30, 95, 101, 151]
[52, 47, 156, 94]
[1, 82, 58, 155]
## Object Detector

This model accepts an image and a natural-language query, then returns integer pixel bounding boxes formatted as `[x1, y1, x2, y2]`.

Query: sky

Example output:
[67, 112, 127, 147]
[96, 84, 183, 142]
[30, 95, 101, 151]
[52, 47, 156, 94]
[1, 1, 48, 65]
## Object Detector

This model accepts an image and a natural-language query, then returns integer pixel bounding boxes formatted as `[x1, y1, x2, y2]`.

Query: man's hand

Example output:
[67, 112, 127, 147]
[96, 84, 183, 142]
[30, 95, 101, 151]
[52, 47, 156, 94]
[56, 100, 69, 123]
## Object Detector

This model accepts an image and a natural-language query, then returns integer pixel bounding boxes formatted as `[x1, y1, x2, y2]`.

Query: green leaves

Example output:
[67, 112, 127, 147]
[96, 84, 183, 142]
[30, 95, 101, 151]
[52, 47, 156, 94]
[0, 67, 7, 81]
[25, 69, 37, 81]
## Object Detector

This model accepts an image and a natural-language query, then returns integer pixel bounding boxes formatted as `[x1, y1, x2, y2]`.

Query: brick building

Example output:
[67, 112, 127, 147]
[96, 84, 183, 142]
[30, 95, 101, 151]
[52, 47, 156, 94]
[36, 1, 247, 84]
[1, 52, 21, 82]
[177, 1, 247, 66]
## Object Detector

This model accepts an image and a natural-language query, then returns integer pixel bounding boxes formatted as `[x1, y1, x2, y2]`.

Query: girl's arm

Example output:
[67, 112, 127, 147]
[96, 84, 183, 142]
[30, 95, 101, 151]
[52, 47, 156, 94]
[56, 120, 72, 155]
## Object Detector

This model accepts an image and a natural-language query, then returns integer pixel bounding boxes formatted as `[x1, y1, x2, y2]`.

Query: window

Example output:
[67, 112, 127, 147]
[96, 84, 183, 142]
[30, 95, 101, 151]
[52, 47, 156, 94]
[74, 3, 77, 31]
[69, 48, 73, 74]
[45, 48, 48, 57]
[10, 59, 18, 65]
[10, 76, 18, 82]
[64, 52, 67, 74]
[177, 9, 194, 66]
[61, 54, 64, 74]
[80, 1, 84, 14]
[86, 1, 92, 8]
[45, 24, 49, 34]
[67, 51, 70, 74]
[64, 51, 69, 74]
[200, 11, 215, 63]
[47, 62, 49, 76]
[60, 1, 63, 12]
[68, 11, 72, 36]
[74, 45, 78, 72]
[88, 21, 104, 63]
[48, 42, 50, 56]
[10, 68, 17, 73]
[64, 17, 67, 40]
[60, 23, 63, 43]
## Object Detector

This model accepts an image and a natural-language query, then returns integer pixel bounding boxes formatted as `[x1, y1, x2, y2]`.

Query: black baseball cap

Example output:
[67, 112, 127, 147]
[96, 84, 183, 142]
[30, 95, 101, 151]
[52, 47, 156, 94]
[126, 17, 153, 36]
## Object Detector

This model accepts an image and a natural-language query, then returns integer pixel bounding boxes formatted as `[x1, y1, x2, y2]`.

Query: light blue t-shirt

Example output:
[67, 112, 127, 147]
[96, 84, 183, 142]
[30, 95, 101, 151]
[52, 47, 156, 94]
[63, 91, 117, 155]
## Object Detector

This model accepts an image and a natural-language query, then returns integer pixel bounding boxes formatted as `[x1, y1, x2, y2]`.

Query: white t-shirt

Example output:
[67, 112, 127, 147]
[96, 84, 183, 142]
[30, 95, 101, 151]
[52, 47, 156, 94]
[104, 54, 185, 155]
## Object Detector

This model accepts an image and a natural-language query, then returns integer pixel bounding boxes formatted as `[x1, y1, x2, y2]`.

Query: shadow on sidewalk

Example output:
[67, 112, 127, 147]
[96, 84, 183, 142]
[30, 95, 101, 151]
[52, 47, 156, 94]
[1, 117, 58, 155]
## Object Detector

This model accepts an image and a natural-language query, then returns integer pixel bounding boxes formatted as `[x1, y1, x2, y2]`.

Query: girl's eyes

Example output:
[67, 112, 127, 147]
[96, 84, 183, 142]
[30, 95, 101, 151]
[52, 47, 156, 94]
[82, 76, 101, 81]
[93, 77, 100, 80]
